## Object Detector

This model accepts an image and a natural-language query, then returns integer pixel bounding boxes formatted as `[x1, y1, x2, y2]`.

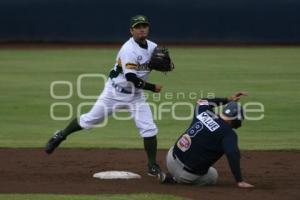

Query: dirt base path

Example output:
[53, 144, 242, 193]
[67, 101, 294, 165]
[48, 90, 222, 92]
[0, 149, 299, 200]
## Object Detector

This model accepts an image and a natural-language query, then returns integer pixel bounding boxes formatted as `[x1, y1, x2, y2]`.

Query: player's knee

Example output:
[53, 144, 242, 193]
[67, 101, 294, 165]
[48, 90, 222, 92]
[140, 126, 158, 137]
[207, 167, 218, 185]
[79, 114, 105, 129]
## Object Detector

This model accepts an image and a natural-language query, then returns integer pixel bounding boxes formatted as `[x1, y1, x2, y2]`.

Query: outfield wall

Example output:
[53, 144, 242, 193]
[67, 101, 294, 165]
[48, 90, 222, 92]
[1, 0, 299, 43]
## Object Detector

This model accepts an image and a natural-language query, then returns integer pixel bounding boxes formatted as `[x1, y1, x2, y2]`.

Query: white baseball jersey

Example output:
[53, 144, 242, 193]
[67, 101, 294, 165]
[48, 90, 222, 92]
[79, 37, 158, 138]
[111, 37, 157, 92]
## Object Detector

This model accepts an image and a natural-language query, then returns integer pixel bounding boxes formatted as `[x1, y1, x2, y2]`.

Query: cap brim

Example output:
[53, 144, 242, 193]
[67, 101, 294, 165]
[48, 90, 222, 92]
[220, 113, 244, 121]
[131, 22, 149, 28]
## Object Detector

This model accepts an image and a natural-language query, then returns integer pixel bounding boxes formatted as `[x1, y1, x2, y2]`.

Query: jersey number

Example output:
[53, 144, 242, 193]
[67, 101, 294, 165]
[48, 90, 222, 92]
[187, 121, 203, 137]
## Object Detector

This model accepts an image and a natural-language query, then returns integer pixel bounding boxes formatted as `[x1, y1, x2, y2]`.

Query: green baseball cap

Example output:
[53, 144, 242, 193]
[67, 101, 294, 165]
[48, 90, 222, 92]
[130, 15, 149, 28]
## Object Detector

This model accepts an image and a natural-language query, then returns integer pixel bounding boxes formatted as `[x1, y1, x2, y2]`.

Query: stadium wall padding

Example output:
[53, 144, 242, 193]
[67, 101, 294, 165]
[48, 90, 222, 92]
[1, 0, 300, 43]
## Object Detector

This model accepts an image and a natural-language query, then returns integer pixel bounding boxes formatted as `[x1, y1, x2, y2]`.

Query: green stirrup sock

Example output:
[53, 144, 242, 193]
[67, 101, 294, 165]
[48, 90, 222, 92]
[143, 136, 157, 165]
[61, 118, 83, 137]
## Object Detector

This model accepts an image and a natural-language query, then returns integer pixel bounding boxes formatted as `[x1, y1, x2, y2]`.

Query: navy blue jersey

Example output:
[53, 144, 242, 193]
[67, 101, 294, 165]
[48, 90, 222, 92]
[173, 99, 243, 182]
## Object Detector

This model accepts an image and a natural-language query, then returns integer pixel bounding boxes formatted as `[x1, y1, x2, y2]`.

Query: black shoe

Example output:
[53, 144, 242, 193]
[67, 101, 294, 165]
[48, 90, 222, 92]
[157, 172, 177, 184]
[147, 163, 161, 176]
[45, 130, 66, 154]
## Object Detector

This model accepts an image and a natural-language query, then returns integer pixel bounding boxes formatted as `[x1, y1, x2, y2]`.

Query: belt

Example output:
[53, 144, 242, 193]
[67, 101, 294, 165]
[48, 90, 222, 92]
[172, 151, 204, 176]
[111, 81, 132, 94]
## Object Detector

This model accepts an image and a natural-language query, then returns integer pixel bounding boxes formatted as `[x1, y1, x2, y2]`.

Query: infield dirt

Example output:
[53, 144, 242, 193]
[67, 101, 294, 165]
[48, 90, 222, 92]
[0, 149, 299, 200]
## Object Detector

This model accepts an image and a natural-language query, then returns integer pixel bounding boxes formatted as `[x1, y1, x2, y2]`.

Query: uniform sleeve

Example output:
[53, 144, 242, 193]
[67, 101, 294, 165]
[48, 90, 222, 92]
[222, 132, 243, 182]
[125, 73, 156, 91]
[202, 98, 229, 107]
[119, 49, 138, 75]
[195, 98, 229, 115]
[195, 100, 211, 115]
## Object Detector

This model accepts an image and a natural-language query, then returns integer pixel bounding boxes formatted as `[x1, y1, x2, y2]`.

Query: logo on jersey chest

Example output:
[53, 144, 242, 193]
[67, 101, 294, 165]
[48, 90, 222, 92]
[197, 112, 220, 132]
[137, 55, 143, 61]
[137, 55, 150, 71]
[177, 134, 191, 152]
[125, 62, 150, 71]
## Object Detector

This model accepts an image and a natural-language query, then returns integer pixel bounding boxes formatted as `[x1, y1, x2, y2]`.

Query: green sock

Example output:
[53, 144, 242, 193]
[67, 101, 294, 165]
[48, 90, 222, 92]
[143, 136, 157, 165]
[61, 118, 83, 137]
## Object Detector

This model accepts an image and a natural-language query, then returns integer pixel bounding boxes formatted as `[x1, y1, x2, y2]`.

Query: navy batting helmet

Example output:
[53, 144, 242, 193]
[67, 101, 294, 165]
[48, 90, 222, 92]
[221, 101, 244, 129]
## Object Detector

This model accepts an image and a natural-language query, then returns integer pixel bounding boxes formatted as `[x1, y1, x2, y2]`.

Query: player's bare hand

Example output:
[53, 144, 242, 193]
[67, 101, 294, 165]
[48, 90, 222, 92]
[154, 85, 163, 93]
[228, 91, 248, 101]
[237, 181, 254, 188]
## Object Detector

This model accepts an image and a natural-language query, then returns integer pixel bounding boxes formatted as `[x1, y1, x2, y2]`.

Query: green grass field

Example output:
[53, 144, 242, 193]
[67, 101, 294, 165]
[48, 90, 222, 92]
[0, 47, 299, 199]
[0, 47, 300, 150]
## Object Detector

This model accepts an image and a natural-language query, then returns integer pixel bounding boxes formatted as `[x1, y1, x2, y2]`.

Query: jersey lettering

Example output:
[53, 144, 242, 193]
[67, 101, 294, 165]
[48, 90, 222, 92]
[137, 63, 151, 71]
[197, 112, 220, 132]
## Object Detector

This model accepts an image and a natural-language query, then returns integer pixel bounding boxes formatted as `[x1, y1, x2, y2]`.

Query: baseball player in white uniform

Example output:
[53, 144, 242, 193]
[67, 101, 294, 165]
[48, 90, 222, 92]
[45, 15, 166, 176]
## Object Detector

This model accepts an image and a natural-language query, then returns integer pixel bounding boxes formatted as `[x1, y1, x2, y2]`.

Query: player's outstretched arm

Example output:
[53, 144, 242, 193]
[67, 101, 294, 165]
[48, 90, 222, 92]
[227, 91, 248, 102]
[198, 91, 248, 108]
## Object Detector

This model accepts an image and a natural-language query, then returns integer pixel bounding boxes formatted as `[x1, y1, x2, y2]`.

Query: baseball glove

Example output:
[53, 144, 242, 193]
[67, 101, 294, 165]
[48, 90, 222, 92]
[148, 47, 174, 72]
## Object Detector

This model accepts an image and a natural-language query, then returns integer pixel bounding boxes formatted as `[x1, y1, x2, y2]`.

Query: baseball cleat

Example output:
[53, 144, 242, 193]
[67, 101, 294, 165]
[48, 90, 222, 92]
[45, 130, 66, 154]
[147, 163, 161, 176]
